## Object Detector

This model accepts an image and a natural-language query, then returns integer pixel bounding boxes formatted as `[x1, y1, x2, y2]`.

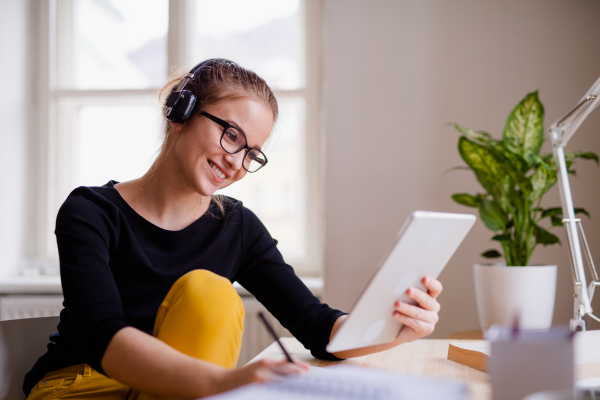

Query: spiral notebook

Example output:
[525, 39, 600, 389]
[203, 365, 468, 400]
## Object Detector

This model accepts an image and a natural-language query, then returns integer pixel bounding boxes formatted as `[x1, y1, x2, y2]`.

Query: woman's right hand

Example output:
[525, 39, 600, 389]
[216, 359, 309, 394]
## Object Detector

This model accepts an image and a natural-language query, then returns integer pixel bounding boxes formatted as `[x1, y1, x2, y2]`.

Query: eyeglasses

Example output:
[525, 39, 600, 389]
[199, 111, 268, 173]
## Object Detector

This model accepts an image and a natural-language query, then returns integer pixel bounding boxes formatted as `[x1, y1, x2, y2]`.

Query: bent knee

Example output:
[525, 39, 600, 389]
[178, 269, 236, 295]
[173, 270, 243, 313]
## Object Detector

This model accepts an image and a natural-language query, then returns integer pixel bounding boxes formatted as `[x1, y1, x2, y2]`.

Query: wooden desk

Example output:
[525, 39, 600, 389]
[250, 338, 490, 400]
[251, 338, 600, 400]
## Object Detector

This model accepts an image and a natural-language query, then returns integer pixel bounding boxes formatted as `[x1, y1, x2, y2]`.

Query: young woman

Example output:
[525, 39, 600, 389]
[24, 59, 443, 400]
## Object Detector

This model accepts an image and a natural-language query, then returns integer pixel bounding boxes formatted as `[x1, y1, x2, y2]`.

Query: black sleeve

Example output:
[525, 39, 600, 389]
[234, 205, 347, 361]
[55, 188, 130, 373]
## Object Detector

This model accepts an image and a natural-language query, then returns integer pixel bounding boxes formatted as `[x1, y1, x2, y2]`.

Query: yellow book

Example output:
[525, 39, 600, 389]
[447, 330, 600, 373]
[447, 341, 490, 372]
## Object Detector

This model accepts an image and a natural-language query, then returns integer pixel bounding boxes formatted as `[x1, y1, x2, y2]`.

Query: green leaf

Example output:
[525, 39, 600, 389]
[527, 158, 557, 199]
[550, 215, 563, 227]
[541, 207, 562, 218]
[542, 168, 557, 195]
[481, 250, 502, 258]
[540, 153, 554, 164]
[451, 193, 482, 207]
[458, 137, 510, 203]
[543, 152, 598, 176]
[479, 198, 509, 232]
[541, 207, 590, 219]
[533, 224, 560, 245]
[444, 166, 472, 175]
[529, 166, 548, 201]
[565, 151, 599, 165]
[492, 234, 511, 241]
[489, 140, 530, 174]
[498, 174, 516, 213]
[502, 148, 531, 175]
[503, 91, 545, 168]
[489, 144, 533, 192]
[454, 124, 493, 144]
[576, 208, 591, 218]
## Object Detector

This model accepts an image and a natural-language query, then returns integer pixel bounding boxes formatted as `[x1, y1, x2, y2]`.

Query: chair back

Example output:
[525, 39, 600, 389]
[0, 316, 59, 400]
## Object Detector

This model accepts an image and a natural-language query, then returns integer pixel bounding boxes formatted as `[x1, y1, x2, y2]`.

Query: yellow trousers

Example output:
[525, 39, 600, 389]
[26, 270, 245, 400]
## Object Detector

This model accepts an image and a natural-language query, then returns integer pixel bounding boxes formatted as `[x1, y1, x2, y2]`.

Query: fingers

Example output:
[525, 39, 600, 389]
[392, 282, 441, 339]
[291, 358, 310, 371]
[224, 359, 309, 394]
[248, 359, 308, 383]
[393, 311, 435, 337]
[271, 360, 309, 375]
[404, 286, 441, 313]
[422, 276, 443, 299]
[394, 299, 439, 324]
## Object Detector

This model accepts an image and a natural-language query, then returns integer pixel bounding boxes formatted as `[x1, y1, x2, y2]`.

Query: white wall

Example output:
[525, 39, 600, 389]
[322, 0, 600, 338]
[0, 0, 33, 278]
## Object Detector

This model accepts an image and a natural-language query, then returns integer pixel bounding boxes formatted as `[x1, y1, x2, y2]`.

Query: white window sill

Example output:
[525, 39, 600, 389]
[0, 276, 62, 294]
[0, 275, 323, 298]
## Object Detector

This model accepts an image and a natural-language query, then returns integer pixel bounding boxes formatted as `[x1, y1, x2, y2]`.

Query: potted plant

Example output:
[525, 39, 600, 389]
[450, 91, 598, 331]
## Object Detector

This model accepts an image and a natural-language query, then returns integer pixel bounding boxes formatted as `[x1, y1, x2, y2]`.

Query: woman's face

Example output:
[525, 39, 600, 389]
[171, 97, 274, 196]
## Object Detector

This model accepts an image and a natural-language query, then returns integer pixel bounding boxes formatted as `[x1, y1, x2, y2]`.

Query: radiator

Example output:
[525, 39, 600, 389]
[0, 295, 290, 367]
[0, 295, 64, 320]
[237, 296, 291, 366]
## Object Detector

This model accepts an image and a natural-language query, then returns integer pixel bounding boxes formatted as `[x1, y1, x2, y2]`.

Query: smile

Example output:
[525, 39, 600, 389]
[208, 160, 226, 179]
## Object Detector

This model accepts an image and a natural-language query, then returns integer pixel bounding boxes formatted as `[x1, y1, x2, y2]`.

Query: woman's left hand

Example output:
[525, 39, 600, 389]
[330, 276, 443, 359]
[392, 276, 443, 344]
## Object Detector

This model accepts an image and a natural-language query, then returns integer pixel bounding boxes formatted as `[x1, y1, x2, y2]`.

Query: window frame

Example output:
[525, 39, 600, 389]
[33, 0, 324, 276]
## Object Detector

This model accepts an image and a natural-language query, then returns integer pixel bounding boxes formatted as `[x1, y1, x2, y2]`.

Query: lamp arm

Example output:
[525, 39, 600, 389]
[552, 95, 599, 148]
[548, 76, 600, 331]
[549, 140, 592, 322]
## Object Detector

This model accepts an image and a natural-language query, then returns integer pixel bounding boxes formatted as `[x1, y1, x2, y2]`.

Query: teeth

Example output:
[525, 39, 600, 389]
[209, 161, 226, 179]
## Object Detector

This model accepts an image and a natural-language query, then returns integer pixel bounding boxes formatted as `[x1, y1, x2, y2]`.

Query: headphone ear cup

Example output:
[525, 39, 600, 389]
[166, 90, 197, 123]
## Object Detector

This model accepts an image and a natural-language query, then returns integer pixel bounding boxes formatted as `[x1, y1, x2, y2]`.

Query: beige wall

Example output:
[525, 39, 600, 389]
[322, 0, 600, 338]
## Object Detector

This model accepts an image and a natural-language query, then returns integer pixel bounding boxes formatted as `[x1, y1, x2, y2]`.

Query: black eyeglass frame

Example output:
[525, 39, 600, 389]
[199, 111, 268, 173]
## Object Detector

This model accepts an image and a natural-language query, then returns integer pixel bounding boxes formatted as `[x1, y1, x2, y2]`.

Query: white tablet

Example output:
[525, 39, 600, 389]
[326, 211, 476, 353]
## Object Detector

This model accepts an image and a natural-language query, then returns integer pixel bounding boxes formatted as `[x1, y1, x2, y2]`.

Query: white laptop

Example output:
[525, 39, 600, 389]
[326, 211, 476, 353]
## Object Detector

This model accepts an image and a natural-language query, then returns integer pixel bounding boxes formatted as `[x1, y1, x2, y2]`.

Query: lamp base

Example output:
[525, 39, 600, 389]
[570, 318, 586, 332]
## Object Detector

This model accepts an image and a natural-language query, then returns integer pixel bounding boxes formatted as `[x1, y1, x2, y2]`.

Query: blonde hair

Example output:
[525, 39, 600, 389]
[152, 59, 278, 216]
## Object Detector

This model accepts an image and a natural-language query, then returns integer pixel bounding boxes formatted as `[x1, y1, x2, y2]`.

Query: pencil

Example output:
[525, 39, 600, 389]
[257, 312, 295, 364]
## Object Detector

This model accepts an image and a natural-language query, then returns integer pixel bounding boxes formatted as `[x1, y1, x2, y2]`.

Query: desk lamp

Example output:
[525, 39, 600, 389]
[548, 76, 600, 332]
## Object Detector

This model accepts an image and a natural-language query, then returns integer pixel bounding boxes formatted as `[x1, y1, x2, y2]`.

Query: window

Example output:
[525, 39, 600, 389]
[36, 0, 323, 275]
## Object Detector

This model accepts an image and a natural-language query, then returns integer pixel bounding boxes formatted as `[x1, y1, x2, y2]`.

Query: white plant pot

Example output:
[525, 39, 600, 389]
[474, 264, 557, 331]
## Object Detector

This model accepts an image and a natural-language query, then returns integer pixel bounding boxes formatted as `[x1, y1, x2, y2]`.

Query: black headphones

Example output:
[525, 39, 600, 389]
[164, 60, 211, 124]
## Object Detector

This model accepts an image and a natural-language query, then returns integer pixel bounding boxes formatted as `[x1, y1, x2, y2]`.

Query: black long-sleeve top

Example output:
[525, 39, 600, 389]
[24, 181, 345, 396]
